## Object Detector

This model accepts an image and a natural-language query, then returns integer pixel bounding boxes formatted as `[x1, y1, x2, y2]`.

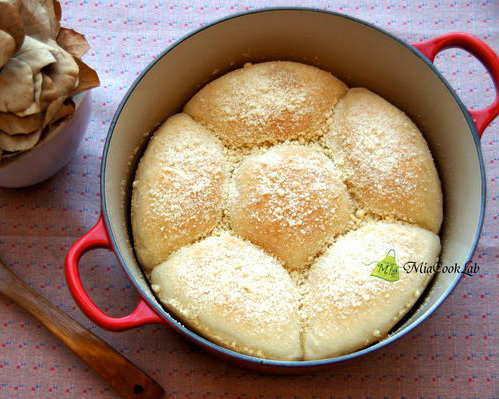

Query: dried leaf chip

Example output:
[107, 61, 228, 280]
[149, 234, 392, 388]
[49, 98, 74, 124]
[13, 0, 59, 42]
[14, 71, 43, 116]
[0, 30, 16, 68]
[0, 110, 43, 134]
[39, 73, 58, 109]
[71, 57, 99, 96]
[0, 36, 56, 114]
[43, 0, 60, 38]
[39, 98, 73, 144]
[43, 95, 65, 126]
[0, 58, 34, 113]
[57, 27, 89, 58]
[44, 39, 79, 97]
[53, 0, 61, 22]
[14, 35, 56, 75]
[0, 127, 41, 151]
[0, 0, 25, 50]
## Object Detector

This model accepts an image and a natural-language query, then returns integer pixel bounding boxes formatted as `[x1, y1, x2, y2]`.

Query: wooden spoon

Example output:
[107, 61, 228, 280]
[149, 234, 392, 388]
[0, 259, 164, 399]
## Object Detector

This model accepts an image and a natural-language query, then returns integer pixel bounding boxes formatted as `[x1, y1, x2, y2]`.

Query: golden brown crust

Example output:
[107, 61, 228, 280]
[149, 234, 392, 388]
[228, 144, 353, 269]
[184, 61, 348, 148]
[131, 113, 229, 271]
[324, 88, 443, 233]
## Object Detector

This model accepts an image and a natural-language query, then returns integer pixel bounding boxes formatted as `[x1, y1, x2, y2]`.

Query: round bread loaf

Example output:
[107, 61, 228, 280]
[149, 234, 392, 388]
[324, 88, 443, 233]
[184, 61, 348, 148]
[303, 222, 440, 360]
[228, 144, 353, 270]
[131, 113, 229, 271]
[150, 233, 302, 360]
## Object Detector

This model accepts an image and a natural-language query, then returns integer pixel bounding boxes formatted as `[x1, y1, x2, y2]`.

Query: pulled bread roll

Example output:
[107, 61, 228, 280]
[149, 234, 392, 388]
[325, 88, 443, 233]
[151, 233, 302, 360]
[303, 222, 440, 360]
[184, 61, 347, 148]
[228, 144, 353, 270]
[131, 113, 229, 271]
[132, 61, 444, 361]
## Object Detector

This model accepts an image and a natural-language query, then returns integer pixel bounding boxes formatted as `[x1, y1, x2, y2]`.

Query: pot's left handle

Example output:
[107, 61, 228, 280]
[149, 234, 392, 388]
[413, 32, 499, 137]
[65, 216, 163, 331]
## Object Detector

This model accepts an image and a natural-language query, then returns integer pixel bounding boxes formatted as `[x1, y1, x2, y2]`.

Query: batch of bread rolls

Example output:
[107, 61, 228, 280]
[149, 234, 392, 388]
[131, 61, 443, 361]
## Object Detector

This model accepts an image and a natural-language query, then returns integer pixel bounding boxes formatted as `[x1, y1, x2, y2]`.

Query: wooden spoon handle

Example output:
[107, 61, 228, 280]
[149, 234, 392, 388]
[0, 260, 164, 399]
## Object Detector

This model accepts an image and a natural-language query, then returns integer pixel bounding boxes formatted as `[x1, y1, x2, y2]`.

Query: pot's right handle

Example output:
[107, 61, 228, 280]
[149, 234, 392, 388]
[413, 33, 499, 137]
[65, 215, 163, 331]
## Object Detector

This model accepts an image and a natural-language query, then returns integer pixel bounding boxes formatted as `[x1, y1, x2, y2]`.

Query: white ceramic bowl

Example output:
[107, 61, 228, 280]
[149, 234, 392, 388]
[0, 92, 91, 188]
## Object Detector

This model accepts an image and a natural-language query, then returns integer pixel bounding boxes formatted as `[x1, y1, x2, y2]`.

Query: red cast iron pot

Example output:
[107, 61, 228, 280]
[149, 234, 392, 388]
[65, 9, 499, 373]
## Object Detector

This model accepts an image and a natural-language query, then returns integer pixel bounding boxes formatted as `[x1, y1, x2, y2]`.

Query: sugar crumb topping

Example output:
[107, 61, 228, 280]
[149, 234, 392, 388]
[132, 62, 442, 360]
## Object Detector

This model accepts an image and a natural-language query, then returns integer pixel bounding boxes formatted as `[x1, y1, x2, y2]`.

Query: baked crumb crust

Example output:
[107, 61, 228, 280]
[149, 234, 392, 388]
[131, 61, 443, 361]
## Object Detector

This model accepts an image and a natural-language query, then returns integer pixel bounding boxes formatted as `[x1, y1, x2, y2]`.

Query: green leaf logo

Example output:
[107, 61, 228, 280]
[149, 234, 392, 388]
[370, 249, 400, 282]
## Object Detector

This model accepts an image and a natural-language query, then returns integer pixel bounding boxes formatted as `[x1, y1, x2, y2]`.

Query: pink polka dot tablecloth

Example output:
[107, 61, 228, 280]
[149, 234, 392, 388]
[0, 1, 498, 398]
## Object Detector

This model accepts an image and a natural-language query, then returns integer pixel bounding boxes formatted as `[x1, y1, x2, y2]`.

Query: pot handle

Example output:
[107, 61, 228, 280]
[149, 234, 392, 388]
[413, 33, 499, 137]
[65, 215, 163, 331]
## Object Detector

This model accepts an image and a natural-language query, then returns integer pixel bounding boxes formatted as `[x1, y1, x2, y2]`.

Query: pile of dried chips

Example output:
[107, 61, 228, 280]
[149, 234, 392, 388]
[0, 0, 99, 161]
